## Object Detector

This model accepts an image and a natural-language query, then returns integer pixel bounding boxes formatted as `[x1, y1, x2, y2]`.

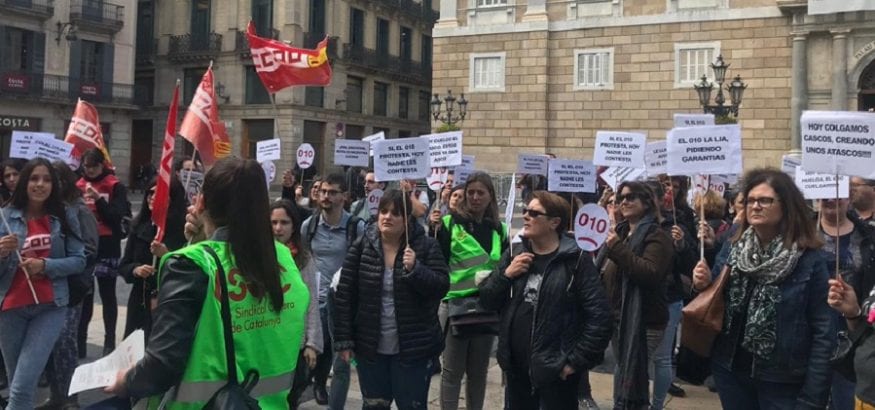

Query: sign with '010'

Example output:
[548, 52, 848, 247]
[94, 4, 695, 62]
[574, 204, 610, 252]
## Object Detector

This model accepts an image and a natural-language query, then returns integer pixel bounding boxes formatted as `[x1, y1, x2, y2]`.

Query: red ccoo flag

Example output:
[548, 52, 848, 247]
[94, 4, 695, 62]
[178, 66, 231, 167]
[246, 21, 332, 93]
[65, 99, 112, 167]
[152, 82, 179, 243]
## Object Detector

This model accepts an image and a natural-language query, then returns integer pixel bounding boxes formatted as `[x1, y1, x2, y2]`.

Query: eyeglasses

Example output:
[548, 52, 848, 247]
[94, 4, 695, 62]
[319, 189, 342, 197]
[744, 197, 777, 208]
[522, 208, 552, 218]
[616, 193, 645, 203]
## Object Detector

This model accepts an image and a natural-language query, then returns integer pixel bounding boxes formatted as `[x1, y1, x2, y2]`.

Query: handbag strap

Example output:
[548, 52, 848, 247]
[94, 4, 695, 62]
[202, 244, 239, 385]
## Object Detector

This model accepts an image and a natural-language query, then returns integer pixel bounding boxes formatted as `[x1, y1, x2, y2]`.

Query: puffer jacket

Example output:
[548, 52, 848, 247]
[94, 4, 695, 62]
[479, 235, 613, 388]
[333, 221, 449, 362]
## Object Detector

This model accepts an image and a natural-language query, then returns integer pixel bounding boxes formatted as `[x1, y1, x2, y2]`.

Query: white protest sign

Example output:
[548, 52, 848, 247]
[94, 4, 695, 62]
[426, 167, 450, 191]
[599, 166, 646, 191]
[31, 135, 74, 163]
[296, 143, 316, 169]
[782, 153, 802, 178]
[709, 174, 732, 196]
[673, 113, 715, 128]
[504, 173, 516, 232]
[373, 137, 430, 182]
[427, 131, 463, 167]
[593, 131, 647, 169]
[363, 131, 385, 157]
[454, 155, 475, 187]
[693, 174, 711, 195]
[69, 330, 145, 395]
[548, 159, 597, 193]
[801, 111, 875, 178]
[9, 131, 49, 159]
[261, 160, 276, 189]
[574, 204, 610, 252]
[645, 141, 668, 177]
[367, 189, 384, 215]
[256, 138, 281, 163]
[794, 167, 851, 199]
[666, 125, 743, 176]
[333, 139, 370, 168]
[516, 154, 549, 176]
[179, 170, 204, 205]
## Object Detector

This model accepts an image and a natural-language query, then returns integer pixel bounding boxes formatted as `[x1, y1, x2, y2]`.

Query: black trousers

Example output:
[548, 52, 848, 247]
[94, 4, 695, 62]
[505, 368, 581, 410]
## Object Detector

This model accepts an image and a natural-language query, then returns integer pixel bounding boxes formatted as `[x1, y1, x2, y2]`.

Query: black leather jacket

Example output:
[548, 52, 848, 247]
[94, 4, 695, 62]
[479, 235, 613, 388]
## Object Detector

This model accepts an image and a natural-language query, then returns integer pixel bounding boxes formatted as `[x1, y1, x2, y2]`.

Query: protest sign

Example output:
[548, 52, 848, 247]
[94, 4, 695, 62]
[593, 131, 647, 169]
[69, 330, 145, 395]
[574, 204, 610, 252]
[373, 137, 430, 182]
[426, 167, 450, 191]
[666, 124, 742, 176]
[645, 141, 667, 177]
[504, 173, 516, 234]
[261, 160, 275, 189]
[548, 159, 597, 193]
[782, 153, 802, 178]
[709, 174, 733, 196]
[367, 189, 384, 215]
[673, 113, 715, 128]
[178, 170, 204, 205]
[427, 131, 463, 167]
[599, 166, 646, 191]
[517, 154, 549, 176]
[794, 167, 850, 199]
[334, 139, 370, 168]
[362, 131, 385, 156]
[256, 138, 281, 163]
[11, 131, 74, 162]
[801, 111, 875, 178]
[454, 155, 475, 187]
[9, 131, 44, 159]
[296, 143, 316, 169]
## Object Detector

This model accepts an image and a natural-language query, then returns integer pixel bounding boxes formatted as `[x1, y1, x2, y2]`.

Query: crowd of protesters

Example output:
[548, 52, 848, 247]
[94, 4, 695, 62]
[0, 151, 874, 410]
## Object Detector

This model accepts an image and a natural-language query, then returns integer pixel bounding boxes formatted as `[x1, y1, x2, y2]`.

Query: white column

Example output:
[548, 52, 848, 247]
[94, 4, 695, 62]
[831, 29, 850, 111]
[436, 0, 459, 27]
[790, 31, 808, 151]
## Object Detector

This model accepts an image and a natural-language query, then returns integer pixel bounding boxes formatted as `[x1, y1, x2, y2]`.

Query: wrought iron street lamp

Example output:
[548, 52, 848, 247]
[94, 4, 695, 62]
[693, 55, 747, 118]
[431, 89, 468, 127]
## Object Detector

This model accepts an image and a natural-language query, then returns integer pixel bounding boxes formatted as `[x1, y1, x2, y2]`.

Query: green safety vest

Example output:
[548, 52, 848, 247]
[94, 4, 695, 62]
[443, 215, 506, 300]
[145, 240, 309, 409]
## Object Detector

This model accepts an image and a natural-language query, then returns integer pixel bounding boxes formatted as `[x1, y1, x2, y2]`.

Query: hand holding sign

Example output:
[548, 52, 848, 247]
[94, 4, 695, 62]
[297, 143, 316, 169]
[574, 204, 610, 252]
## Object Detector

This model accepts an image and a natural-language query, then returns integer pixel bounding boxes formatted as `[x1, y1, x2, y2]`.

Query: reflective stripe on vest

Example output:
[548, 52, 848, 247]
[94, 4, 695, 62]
[443, 216, 506, 300]
[151, 240, 309, 409]
[173, 371, 295, 403]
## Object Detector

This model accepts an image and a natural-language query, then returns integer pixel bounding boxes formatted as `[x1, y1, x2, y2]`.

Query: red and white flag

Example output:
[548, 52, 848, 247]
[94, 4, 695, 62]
[152, 83, 179, 243]
[246, 21, 332, 93]
[64, 99, 112, 167]
[178, 66, 231, 167]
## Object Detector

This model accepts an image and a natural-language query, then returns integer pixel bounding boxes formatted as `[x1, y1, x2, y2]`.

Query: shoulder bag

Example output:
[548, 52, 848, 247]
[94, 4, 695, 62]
[681, 265, 730, 357]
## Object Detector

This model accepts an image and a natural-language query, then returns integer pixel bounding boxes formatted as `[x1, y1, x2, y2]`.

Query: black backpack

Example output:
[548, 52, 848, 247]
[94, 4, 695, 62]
[306, 213, 362, 247]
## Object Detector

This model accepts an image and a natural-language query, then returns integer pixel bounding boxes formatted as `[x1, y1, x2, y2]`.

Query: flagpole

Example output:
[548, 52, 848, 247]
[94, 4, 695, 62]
[0, 209, 38, 304]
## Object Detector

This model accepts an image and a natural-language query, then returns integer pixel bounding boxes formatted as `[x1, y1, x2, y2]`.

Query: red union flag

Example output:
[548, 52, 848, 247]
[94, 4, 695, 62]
[178, 66, 231, 166]
[152, 83, 179, 243]
[65, 99, 112, 167]
[246, 21, 332, 93]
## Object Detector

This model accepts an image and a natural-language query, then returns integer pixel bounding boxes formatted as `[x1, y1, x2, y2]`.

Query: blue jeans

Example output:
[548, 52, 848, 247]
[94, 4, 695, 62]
[652, 300, 682, 410]
[830, 371, 855, 410]
[356, 354, 433, 410]
[712, 362, 803, 410]
[0, 304, 67, 410]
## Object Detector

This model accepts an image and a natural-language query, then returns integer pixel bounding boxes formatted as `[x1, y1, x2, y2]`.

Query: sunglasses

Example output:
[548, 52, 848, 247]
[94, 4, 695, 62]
[616, 192, 646, 203]
[522, 208, 552, 218]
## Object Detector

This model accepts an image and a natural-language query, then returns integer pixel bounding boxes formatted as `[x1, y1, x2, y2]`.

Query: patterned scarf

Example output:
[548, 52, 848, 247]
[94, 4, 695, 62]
[725, 227, 802, 360]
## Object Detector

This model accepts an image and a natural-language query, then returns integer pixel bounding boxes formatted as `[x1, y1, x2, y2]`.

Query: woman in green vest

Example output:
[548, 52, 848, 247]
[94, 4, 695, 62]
[103, 157, 310, 409]
[435, 172, 507, 410]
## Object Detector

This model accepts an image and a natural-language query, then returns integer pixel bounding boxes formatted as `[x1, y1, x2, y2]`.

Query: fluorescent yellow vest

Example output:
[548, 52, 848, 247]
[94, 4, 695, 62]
[145, 240, 308, 409]
[443, 215, 506, 300]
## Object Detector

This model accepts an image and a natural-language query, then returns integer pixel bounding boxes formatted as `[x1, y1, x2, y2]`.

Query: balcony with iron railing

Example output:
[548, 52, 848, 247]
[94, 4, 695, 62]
[0, 0, 53, 20]
[0, 70, 134, 106]
[69, 0, 124, 34]
[169, 32, 222, 62]
[235, 28, 279, 58]
[374, 0, 439, 23]
[341, 43, 431, 85]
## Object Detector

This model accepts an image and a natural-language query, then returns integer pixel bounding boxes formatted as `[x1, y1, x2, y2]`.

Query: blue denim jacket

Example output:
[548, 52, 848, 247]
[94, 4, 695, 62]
[0, 206, 87, 307]
[711, 243, 835, 409]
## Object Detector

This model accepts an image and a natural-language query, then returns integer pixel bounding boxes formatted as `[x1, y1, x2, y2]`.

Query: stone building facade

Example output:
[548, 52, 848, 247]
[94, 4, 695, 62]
[432, 0, 875, 172]
[134, 0, 437, 181]
[0, 0, 137, 183]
